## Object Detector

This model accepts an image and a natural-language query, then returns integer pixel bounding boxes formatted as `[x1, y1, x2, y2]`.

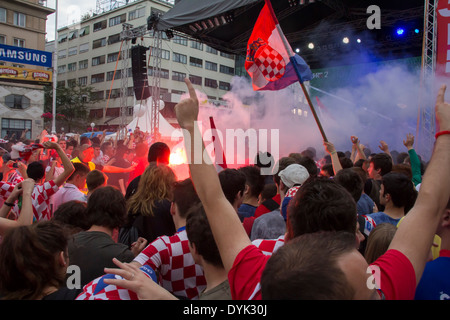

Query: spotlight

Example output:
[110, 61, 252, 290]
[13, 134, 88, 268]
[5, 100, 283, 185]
[295, 48, 300, 53]
[396, 28, 405, 36]
[342, 37, 349, 44]
[357, 38, 361, 43]
[308, 43, 314, 49]
[414, 28, 420, 34]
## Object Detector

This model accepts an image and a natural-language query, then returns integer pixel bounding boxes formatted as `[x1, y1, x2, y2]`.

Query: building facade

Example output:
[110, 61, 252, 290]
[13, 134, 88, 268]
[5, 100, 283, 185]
[50, 0, 237, 132]
[0, 0, 55, 141]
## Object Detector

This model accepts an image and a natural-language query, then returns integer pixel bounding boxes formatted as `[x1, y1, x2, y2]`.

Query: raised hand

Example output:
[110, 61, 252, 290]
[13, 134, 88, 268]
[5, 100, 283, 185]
[436, 84, 450, 133]
[174, 78, 199, 130]
[403, 133, 415, 150]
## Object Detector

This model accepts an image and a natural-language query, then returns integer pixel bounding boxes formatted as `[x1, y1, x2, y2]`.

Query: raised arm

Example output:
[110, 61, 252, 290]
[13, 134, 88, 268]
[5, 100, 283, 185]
[351, 135, 367, 163]
[0, 179, 35, 236]
[323, 141, 343, 175]
[175, 78, 251, 272]
[388, 84, 450, 284]
[403, 133, 422, 186]
[43, 141, 74, 187]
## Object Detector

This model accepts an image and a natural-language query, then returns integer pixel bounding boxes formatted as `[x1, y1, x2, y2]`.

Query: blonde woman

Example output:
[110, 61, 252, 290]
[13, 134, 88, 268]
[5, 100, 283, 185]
[120, 164, 176, 247]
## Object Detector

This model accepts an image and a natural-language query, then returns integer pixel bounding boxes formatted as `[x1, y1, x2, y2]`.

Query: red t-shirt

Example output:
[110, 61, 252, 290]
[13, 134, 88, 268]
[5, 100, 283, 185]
[370, 249, 416, 300]
[228, 245, 268, 300]
[228, 246, 416, 300]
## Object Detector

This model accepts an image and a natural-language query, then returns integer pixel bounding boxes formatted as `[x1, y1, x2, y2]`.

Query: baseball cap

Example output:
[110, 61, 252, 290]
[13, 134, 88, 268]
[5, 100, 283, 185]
[278, 163, 310, 188]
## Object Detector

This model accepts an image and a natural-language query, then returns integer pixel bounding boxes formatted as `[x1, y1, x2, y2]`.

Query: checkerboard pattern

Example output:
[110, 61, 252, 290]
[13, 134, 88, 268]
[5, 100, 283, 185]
[0, 180, 59, 221]
[76, 265, 157, 300]
[255, 45, 286, 81]
[134, 229, 206, 300]
[252, 235, 286, 256]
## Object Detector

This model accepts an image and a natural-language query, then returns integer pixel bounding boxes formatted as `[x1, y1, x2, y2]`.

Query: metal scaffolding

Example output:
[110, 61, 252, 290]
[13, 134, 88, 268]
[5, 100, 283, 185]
[417, 0, 438, 161]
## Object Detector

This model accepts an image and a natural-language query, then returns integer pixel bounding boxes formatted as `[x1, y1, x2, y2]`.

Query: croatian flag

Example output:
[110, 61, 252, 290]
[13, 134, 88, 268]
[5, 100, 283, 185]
[245, 1, 313, 91]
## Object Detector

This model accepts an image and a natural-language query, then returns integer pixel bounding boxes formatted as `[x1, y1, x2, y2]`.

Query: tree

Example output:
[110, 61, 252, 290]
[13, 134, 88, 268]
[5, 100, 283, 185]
[44, 84, 99, 132]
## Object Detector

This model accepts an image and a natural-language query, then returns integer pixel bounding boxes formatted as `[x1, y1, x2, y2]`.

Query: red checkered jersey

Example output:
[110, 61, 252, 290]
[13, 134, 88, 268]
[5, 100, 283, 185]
[252, 235, 285, 256]
[133, 228, 206, 300]
[0, 180, 59, 221]
[7, 170, 24, 184]
[76, 265, 157, 300]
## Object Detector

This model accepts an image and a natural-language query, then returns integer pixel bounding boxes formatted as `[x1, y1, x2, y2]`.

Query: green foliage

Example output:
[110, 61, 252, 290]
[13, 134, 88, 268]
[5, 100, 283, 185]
[44, 84, 100, 132]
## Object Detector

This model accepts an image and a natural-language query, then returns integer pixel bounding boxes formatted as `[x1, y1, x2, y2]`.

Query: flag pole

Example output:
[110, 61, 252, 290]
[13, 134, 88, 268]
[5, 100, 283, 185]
[265, 0, 328, 142]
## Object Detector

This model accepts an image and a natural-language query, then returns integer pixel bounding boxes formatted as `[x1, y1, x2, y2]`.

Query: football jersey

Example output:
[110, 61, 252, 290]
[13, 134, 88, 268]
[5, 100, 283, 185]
[133, 227, 206, 300]
[76, 265, 157, 300]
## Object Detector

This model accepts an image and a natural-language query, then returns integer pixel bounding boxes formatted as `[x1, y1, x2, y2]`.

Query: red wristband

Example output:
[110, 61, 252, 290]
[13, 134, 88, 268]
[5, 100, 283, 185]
[435, 130, 450, 139]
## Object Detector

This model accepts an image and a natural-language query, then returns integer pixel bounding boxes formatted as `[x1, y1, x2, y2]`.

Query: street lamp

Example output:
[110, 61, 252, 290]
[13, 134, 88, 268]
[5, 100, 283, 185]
[51, 0, 58, 135]
[90, 123, 95, 132]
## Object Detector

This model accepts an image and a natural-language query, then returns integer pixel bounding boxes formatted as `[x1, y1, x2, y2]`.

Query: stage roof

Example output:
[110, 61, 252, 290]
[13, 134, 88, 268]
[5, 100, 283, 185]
[154, 0, 425, 68]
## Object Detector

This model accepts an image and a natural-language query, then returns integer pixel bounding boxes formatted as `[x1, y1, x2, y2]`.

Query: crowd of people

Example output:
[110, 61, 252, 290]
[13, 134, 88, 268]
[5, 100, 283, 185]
[0, 79, 448, 301]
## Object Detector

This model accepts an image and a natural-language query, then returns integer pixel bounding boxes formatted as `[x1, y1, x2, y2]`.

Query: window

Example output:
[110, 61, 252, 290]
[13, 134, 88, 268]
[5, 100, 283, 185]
[106, 89, 121, 98]
[1, 118, 32, 140]
[58, 33, 67, 43]
[107, 52, 120, 63]
[148, 67, 169, 79]
[220, 51, 234, 59]
[107, 33, 121, 45]
[190, 40, 203, 51]
[91, 91, 104, 100]
[189, 75, 202, 85]
[68, 46, 77, 56]
[220, 65, 235, 75]
[129, 6, 145, 20]
[219, 81, 231, 91]
[13, 38, 25, 48]
[68, 62, 77, 72]
[79, 42, 89, 53]
[172, 90, 185, 95]
[205, 78, 218, 88]
[173, 52, 187, 64]
[57, 80, 65, 87]
[0, 8, 6, 23]
[93, 38, 106, 49]
[205, 61, 217, 71]
[172, 71, 186, 82]
[189, 57, 203, 68]
[80, 26, 90, 37]
[58, 49, 66, 59]
[4, 95, 30, 109]
[173, 35, 187, 46]
[57, 65, 66, 74]
[13, 12, 26, 27]
[109, 14, 126, 27]
[68, 30, 78, 40]
[93, 20, 107, 32]
[106, 70, 121, 81]
[91, 73, 105, 84]
[79, 59, 88, 69]
[0, 35, 5, 45]
[206, 46, 218, 55]
[92, 55, 105, 66]
[149, 47, 170, 60]
[78, 76, 87, 86]
[67, 79, 77, 87]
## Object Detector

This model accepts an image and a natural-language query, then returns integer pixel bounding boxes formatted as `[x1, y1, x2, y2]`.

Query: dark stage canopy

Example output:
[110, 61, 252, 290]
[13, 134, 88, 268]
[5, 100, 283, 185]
[153, 0, 425, 68]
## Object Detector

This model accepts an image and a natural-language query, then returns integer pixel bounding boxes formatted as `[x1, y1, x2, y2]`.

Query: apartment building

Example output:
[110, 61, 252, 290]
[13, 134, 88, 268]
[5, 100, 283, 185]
[50, 0, 237, 131]
[0, 0, 55, 140]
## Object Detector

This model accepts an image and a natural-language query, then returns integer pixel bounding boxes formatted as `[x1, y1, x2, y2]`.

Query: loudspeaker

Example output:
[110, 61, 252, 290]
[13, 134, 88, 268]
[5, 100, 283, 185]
[131, 45, 151, 100]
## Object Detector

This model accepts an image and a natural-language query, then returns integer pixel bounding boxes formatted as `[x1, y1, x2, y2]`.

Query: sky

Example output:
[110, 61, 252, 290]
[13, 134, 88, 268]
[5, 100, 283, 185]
[46, 0, 97, 41]
[45, 0, 175, 41]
